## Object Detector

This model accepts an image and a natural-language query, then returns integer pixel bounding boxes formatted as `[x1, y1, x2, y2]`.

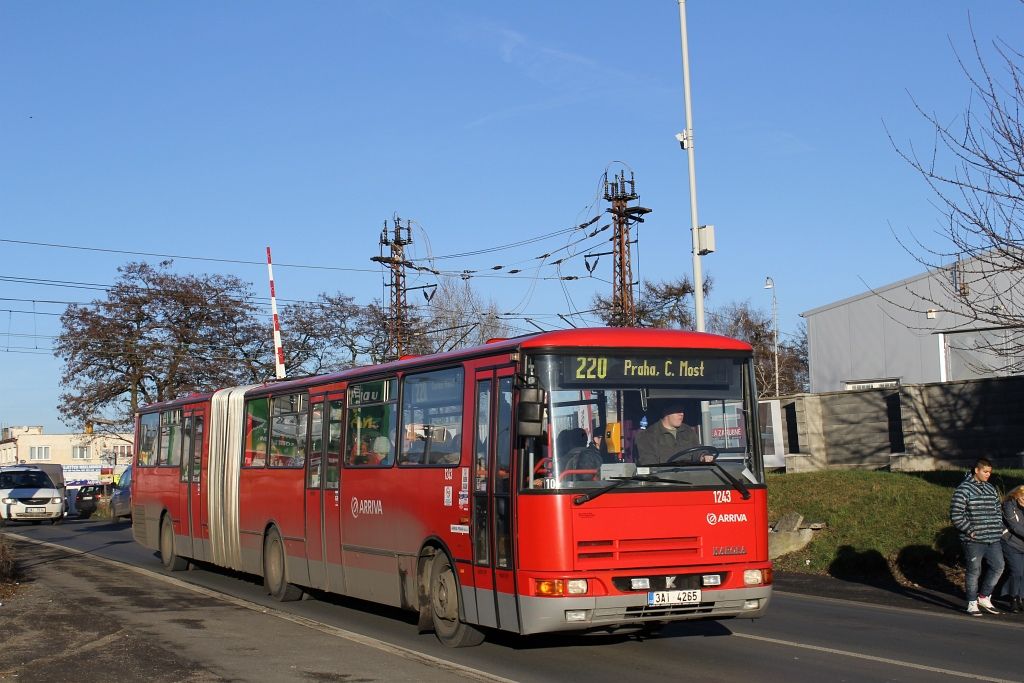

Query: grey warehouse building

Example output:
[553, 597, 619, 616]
[802, 258, 1022, 393]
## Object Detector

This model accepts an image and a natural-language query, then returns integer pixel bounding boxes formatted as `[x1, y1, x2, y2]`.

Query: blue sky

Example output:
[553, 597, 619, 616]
[3, 1, 1022, 432]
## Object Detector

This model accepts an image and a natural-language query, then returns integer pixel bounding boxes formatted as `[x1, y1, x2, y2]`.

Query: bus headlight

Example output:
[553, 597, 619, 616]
[744, 569, 769, 586]
[533, 578, 590, 596]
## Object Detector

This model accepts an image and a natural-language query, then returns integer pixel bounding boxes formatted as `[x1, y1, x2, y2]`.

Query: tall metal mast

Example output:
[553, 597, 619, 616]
[372, 217, 413, 359]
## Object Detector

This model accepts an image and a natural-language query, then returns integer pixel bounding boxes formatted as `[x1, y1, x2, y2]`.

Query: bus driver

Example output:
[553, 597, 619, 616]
[634, 402, 702, 466]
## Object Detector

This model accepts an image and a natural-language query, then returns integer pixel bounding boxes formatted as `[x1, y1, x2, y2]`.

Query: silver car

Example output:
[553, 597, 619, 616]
[109, 465, 132, 520]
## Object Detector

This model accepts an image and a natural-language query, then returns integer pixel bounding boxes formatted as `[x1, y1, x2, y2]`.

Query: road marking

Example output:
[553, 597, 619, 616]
[7, 533, 517, 683]
[731, 631, 1015, 683]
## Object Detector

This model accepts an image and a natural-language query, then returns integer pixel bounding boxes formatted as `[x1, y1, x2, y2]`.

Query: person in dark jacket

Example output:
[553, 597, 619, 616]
[634, 403, 702, 465]
[950, 458, 1006, 616]
[1001, 485, 1024, 612]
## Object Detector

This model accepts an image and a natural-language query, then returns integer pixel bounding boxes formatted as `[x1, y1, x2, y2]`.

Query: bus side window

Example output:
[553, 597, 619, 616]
[244, 398, 269, 467]
[307, 402, 324, 488]
[345, 379, 398, 468]
[324, 400, 343, 488]
[159, 409, 183, 467]
[400, 368, 463, 467]
[269, 393, 308, 468]
[137, 413, 159, 467]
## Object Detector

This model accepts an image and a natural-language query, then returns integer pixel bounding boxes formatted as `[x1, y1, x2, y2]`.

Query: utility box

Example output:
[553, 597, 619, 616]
[698, 224, 716, 255]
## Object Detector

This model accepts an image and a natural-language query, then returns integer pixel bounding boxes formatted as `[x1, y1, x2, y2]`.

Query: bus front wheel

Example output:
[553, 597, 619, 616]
[160, 516, 188, 571]
[264, 528, 303, 602]
[429, 552, 484, 647]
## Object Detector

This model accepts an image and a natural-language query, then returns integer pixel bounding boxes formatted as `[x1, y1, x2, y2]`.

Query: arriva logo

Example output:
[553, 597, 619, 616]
[706, 512, 748, 525]
[350, 497, 384, 518]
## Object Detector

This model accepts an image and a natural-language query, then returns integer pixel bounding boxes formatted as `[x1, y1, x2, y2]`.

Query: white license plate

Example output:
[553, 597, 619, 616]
[648, 589, 701, 606]
[26, 507, 46, 512]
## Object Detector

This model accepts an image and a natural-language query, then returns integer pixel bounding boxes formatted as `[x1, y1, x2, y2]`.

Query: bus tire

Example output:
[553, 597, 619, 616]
[264, 528, 303, 602]
[160, 515, 188, 571]
[429, 552, 484, 647]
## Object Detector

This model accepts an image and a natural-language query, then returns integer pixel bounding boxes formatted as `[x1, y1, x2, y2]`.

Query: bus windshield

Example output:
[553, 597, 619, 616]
[521, 352, 764, 492]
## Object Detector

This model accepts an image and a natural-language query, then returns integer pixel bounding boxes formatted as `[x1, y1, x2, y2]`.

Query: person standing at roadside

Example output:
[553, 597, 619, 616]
[950, 458, 1006, 616]
[1000, 485, 1024, 613]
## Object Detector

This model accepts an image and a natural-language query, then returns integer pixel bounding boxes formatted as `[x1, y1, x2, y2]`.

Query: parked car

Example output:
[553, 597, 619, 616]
[0, 465, 65, 525]
[75, 483, 114, 519]
[109, 466, 132, 520]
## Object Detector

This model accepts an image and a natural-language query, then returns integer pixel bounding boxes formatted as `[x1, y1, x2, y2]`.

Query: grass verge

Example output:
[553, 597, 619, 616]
[767, 469, 1024, 589]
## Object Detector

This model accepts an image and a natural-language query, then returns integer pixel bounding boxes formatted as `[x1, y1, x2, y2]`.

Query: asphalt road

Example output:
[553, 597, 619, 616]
[2, 518, 1021, 683]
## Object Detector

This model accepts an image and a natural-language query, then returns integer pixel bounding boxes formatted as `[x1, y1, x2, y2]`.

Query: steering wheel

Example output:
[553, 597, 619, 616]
[665, 445, 720, 465]
[533, 457, 552, 476]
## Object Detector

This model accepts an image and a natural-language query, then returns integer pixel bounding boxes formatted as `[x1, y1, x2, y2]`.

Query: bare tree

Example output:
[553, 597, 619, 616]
[417, 278, 510, 353]
[281, 293, 376, 374]
[707, 301, 807, 397]
[593, 275, 712, 329]
[54, 261, 272, 432]
[892, 22, 1024, 372]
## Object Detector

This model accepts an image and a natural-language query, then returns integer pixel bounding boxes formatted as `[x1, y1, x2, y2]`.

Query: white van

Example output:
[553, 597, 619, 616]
[0, 465, 65, 525]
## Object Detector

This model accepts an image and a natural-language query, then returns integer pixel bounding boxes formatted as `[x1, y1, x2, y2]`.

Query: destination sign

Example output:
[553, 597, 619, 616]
[557, 355, 736, 387]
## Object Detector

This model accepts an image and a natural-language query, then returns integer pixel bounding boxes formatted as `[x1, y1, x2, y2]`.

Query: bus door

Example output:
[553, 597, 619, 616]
[179, 407, 205, 560]
[305, 393, 346, 592]
[471, 368, 519, 632]
[322, 394, 345, 592]
[305, 395, 327, 589]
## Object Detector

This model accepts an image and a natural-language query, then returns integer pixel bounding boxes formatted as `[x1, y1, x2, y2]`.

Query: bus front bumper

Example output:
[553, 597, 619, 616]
[518, 585, 772, 635]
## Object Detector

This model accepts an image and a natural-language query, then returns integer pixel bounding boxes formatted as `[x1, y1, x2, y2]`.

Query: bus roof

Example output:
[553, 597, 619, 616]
[137, 327, 752, 413]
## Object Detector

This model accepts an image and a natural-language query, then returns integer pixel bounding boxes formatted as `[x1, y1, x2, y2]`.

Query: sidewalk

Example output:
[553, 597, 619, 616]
[773, 570, 969, 615]
[0, 535, 508, 683]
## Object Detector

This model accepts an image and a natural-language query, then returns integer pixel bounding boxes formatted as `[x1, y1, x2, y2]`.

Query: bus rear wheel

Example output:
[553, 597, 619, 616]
[160, 515, 188, 571]
[264, 528, 303, 602]
[429, 552, 484, 647]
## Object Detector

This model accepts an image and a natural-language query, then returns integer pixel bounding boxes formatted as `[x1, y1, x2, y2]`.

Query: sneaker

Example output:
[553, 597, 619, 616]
[978, 595, 1001, 614]
[967, 600, 982, 616]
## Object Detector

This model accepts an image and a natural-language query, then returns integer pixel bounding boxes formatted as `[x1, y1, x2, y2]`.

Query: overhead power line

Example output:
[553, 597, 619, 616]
[0, 238, 379, 273]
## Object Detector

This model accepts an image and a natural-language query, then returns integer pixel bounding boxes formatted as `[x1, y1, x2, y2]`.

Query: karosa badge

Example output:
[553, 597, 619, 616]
[706, 512, 748, 525]
[350, 497, 384, 518]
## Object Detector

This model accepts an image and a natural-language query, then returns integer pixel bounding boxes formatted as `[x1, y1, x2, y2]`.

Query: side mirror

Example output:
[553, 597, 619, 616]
[517, 387, 547, 438]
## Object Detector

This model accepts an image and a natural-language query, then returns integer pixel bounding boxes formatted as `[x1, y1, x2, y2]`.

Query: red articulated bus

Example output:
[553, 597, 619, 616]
[130, 328, 772, 646]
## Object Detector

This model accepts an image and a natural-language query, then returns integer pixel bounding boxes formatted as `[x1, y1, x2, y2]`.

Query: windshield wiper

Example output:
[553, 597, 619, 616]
[696, 462, 751, 500]
[648, 461, 753, 500]
[573, 475, 691, 506]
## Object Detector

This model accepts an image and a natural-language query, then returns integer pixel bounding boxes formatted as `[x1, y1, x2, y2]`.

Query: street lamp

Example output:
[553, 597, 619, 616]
[676, 0, 706, 332]
[764, 277, 779, 396]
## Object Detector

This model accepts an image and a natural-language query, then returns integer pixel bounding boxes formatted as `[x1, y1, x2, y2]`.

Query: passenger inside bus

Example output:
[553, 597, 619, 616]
[434, 432, 461, 464]
[554, 427, 604, 482]
[633, 401, 714, 465]
[350, 432, 393, 465]
[370, 435, 392, 464]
